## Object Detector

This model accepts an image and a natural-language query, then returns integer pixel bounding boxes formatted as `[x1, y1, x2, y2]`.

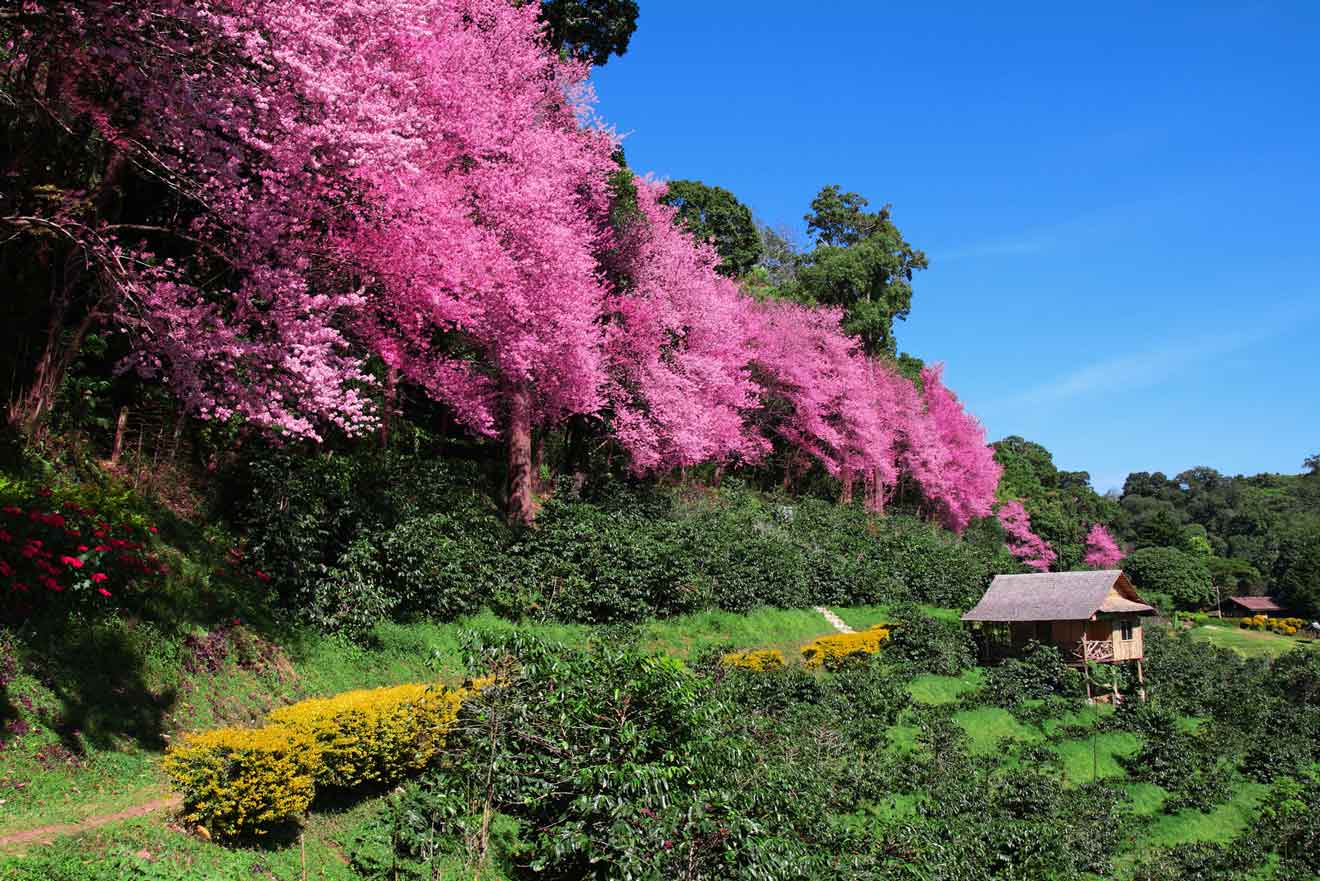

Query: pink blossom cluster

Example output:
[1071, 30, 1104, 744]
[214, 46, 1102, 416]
[10, 0, 1005, 532]
[1083, 523, 1124, 569]
[997, 500, 1057, 571]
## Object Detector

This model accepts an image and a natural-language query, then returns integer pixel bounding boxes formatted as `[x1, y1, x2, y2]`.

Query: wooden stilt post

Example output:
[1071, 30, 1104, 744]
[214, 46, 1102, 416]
[1111, 667, 1120, 704]
[1136, 659, 1147, 703]
[1081, 638, 1094, 704]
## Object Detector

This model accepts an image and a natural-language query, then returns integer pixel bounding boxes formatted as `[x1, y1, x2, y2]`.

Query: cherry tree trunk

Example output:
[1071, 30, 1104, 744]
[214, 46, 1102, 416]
[8, 148, 127, 436]
[379, 366, 398, 449]
[505, 383, 535, 526]
[839, 469, 855, 506]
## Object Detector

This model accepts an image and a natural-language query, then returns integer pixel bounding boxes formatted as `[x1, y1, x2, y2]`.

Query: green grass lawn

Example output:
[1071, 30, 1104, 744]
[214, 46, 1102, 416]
[1140, 781, 1269, 848]
[833, 604, 962, 630]
[1051, 731, 1142, 784]
[907, 669, 983, 705]
[953, 706, 1044, 754]
[1186, 623, 1318, 659]
[638, 607, 839, 660]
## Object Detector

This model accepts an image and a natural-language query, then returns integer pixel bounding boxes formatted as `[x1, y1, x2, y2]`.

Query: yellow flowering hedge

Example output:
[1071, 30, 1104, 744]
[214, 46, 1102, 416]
[165, 679, 485, 838]
[800, 625, 890, 670]
[722, 649, 786, 671]
[267, 683, 465, 788]
[161, 725, 319, 839]
[1240, 615, 1305, 635]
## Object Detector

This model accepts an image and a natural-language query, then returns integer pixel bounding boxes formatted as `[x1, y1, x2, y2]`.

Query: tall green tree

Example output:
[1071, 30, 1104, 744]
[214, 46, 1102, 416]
[538, 0, 640, 66]
[658, 179, 763, 277]
[792, 185, 928, 355]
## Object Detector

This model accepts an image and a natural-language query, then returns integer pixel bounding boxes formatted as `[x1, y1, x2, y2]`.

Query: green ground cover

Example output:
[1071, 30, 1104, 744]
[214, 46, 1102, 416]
[1186, 623, 1318, 658]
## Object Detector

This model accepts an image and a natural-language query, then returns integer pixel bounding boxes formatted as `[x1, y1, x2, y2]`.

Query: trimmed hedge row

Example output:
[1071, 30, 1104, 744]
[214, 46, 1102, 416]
[163, 680, 481, 839]
[227, 452, 1012, 634]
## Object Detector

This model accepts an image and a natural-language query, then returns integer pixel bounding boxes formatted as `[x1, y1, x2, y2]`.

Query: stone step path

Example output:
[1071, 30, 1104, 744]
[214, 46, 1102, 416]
[813, 606, 854, 634]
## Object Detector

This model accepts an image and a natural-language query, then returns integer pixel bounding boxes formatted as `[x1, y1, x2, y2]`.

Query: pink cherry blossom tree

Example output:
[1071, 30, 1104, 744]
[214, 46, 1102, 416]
[1083, 523, 1124, 569]
[903, 365, 1002, 532]
[604, 179, 768, 472]
[998, 500, 1057, 571]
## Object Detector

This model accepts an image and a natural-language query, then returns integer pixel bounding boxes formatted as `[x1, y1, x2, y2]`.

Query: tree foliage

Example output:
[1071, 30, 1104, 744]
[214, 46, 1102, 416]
[657, 179, 763, 277]
[1121, 546, 1213, 611]
[790, 185, 929, 356]
[537, 0, 640, 66]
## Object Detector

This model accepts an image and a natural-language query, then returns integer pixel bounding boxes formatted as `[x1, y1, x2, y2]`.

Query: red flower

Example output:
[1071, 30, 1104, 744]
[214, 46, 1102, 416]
[147, 526, 158, 534]
[0, 529, 11, 542]
[59, 556, 84, 569]
[96, 587, 112, 598]
[2, 506, 21, 515]
[90, 572, 108, 583]
[77, 545, 89, 552]
[0, 561, 12, 577]
[94, 545, 111, 552]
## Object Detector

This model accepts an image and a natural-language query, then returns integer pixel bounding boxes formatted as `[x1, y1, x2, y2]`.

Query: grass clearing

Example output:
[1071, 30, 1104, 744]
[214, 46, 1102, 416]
[833, 604, 962, 630]
[907, 668, 983, 705]
[1051, 731, 1142, 784]
[1129, 781, 1269, 851]
[953, 706, 1043, 754]
[1186, 624, 1317, 659]
[639, 607, 838, 660]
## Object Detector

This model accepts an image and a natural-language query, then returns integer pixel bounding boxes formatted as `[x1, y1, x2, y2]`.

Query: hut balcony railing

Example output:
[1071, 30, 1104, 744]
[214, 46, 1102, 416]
[1079, 639, 1114, 663]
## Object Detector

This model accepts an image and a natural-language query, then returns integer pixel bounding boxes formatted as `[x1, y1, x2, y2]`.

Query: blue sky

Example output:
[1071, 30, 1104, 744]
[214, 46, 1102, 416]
[590, 1, 1320, 491]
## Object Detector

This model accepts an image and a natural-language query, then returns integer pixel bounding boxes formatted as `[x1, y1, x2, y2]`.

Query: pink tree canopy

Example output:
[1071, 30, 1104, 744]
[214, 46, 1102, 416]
[605, 180, 768, 472]
[1083, 524, 1125, 569]
[7, 0, 1007, 526]
[998, 500, 1057, 572]
[903, 365, 1002, 532]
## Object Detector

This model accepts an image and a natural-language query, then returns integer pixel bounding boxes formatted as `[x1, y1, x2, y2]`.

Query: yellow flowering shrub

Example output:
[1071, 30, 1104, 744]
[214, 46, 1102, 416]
[162, 725, 319, 839]
[267, 682, 466, 788]
[722, 649, 786, 671]
[1240, 615, 1305, 635]
[800, 626, 890, 670]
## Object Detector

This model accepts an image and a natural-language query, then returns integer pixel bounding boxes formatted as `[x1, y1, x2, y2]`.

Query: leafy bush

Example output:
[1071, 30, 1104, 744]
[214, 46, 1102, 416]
[800, 625, 890, 670]
[378, 512, 507, 621]
[309, 536, 397, 639]
[162, 725, 319, 839]
[883, 603, 976, 675]
[226, 450, 504, 620]
[983, 642, 1076, 706]
[267, 682, 469, 789]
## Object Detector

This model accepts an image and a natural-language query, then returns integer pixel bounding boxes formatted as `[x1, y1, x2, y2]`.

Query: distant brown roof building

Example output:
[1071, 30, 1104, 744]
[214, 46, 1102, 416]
[1227, 596, 1285, 614]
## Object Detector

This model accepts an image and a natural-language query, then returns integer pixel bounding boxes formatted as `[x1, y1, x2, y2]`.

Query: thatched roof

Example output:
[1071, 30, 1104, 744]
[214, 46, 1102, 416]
[1228, 596, 1285, 613]
[961, 570, 1156, 623]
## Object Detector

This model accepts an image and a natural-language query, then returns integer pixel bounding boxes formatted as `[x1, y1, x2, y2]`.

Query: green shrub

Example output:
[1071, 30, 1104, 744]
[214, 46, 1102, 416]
[378, 512, 507, 621]
[983, 642, 1076, 706]
[883, 603, 977, 675]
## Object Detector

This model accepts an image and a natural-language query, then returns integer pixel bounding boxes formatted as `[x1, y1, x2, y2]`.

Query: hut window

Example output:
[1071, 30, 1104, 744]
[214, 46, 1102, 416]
[1120, 620, 1134, 641]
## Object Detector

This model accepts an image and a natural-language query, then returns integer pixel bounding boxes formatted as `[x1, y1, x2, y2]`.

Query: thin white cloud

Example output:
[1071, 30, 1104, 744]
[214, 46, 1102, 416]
[1001, 302, 1319, 408]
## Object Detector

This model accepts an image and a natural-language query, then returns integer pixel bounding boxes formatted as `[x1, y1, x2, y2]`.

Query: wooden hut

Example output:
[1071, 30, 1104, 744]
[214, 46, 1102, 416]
[1226, 596, 1285, 617]
[962, 570, 1156, 701]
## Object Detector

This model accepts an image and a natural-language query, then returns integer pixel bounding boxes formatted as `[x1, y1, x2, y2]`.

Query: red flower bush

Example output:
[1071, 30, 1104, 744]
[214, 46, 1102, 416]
[0, 494, 165, 619]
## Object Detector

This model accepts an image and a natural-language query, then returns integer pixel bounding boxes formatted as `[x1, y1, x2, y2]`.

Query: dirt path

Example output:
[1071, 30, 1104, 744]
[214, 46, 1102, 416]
[0, 795, 182, 850]
[813, 606, 854, 634]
